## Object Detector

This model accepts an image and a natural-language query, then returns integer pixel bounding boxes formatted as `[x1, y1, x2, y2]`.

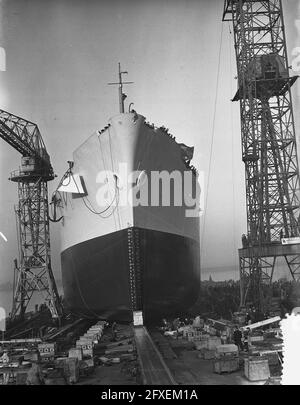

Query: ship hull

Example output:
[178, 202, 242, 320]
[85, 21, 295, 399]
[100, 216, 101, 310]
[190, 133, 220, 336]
[59, 112, 201, 323]
[61, 227, 200, 322]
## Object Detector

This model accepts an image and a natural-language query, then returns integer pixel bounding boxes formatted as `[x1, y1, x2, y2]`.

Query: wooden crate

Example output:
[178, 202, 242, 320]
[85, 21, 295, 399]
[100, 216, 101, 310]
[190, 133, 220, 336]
[215, 344, 238, 358]
[214, 357, 239, 374]
[244, 357, 270, 381]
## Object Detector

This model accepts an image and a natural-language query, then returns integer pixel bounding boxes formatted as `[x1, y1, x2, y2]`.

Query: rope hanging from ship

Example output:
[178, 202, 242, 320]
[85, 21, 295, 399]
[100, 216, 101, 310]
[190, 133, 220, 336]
[200, 21, 224, 256]
[95, 128, 121, 220]
[81, 184, 119, 217]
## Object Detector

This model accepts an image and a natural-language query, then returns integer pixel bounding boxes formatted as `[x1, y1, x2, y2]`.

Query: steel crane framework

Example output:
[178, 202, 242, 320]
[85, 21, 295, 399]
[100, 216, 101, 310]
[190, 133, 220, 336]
[0, 109, 62, 320]
[223, 0, 300, 311]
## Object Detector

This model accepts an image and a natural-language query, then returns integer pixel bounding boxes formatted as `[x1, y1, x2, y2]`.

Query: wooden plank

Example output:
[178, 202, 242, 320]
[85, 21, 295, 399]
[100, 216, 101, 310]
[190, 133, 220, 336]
[240, 316, 281, 331]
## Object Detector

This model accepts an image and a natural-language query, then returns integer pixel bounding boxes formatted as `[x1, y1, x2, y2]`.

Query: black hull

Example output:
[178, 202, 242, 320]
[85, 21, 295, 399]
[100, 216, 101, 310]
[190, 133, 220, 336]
[61, 227, 200, 323]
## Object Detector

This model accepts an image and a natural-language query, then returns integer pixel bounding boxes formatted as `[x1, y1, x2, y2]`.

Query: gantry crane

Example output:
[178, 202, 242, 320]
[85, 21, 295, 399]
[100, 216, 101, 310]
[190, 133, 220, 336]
[0, 109, 62, 320]
[223, 0, 300, 313]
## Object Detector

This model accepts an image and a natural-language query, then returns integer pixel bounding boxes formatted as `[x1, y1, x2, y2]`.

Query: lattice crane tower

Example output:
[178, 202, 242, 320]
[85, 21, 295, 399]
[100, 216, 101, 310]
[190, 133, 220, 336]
[223, 0, 300, 311]
[0, 109, 62, 320]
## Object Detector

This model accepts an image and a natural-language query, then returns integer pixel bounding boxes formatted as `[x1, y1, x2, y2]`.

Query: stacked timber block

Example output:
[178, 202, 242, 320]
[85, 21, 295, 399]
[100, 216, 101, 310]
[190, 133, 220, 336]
[76, 339, 94, 358]
[182, 327, 193, 338]
[75, 321, 106, 358]
[83, 321, 106, 343]
[244, 357, 270, 382]
[38, 343, 56, 362]
[44, 321, 108, 383]
[187, 330, 203, 342]
[184, 328, 207, 341]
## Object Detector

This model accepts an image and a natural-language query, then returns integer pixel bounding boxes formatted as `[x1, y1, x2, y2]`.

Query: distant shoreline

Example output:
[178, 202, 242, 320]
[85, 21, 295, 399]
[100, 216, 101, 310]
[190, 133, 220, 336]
[0, 272, 237, 291]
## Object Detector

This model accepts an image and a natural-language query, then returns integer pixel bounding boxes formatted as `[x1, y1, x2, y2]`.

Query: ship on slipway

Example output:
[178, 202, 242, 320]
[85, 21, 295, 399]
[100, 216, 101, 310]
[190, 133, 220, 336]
[55, 65, 201, 323]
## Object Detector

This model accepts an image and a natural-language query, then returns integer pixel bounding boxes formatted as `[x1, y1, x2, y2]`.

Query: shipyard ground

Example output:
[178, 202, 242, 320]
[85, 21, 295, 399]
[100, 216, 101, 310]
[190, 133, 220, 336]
[1, 314, 282, 385]
[77, 327, 281, 386]
[79, 343, 272, 386]
[78, 347, 264, 386]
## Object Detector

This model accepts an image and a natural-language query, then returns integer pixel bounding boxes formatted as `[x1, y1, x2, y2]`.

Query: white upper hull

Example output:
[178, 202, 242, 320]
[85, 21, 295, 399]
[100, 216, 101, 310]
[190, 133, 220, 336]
[60, 113, 200, 252]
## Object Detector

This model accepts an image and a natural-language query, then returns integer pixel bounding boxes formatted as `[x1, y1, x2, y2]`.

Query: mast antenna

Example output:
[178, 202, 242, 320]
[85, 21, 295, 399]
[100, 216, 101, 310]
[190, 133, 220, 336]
[108, 63, 134, 113]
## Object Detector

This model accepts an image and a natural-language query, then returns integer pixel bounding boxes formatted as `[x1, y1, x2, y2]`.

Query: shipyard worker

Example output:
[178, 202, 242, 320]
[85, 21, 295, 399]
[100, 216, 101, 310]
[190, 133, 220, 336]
[233, 327, 243, 351]
[245, 312, 252, 325]
[242, 234, 247, 248]
[161, 318, 168, 330]
[246, 328, 252, 350]
[173, 318, 181, 331]
[1, 350, 9, 364]
[221, 331, 227, 345]
[193, 315, 202, 329]
[1, 351, 10, 385]
[111, 321, 117, 341]
[243, 328, 252, 352]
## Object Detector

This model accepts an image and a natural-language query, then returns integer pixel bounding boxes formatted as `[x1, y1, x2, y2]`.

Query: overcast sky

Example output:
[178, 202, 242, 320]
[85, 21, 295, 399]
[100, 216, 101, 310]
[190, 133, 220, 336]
[0, 0, 299, 292]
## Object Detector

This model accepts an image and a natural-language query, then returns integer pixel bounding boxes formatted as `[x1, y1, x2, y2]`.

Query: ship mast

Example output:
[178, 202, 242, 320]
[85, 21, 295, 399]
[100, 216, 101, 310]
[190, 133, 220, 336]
[108, 63, 133, 113]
